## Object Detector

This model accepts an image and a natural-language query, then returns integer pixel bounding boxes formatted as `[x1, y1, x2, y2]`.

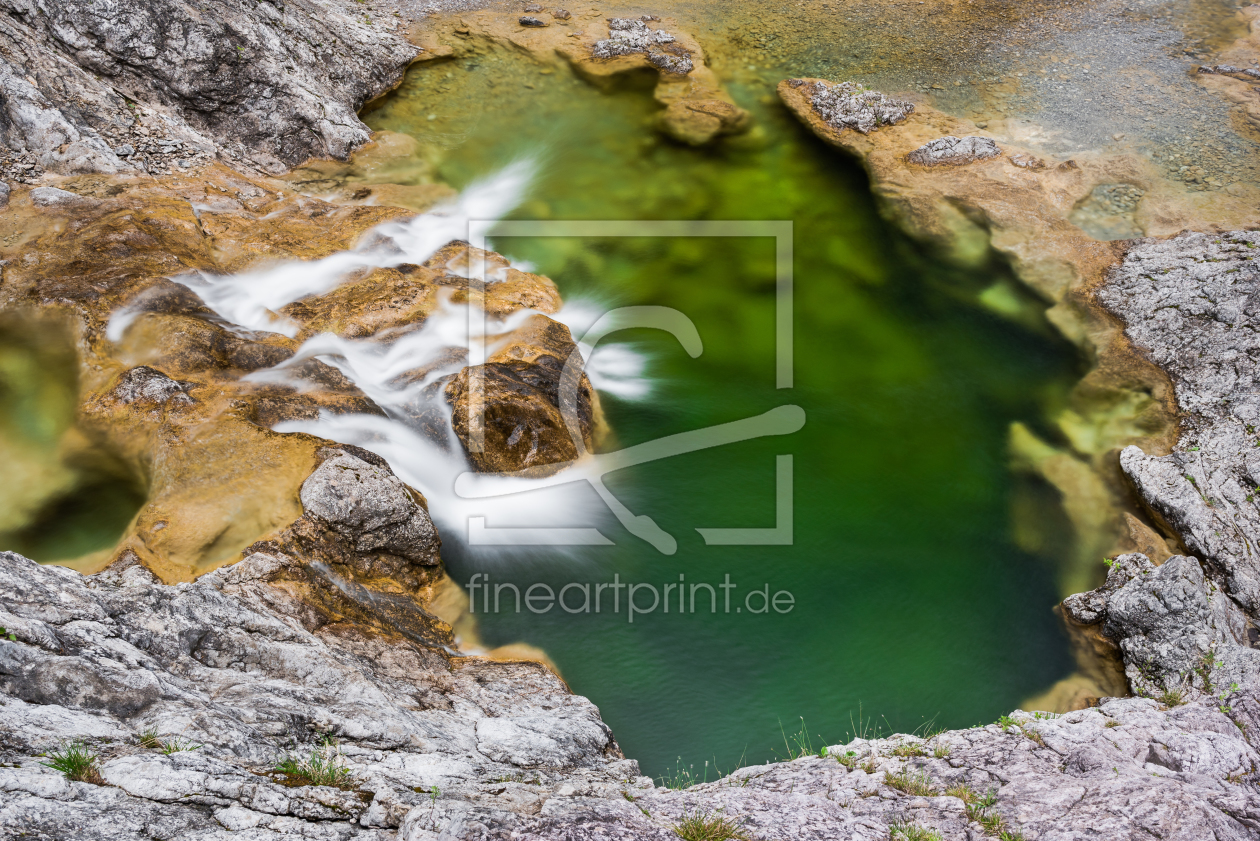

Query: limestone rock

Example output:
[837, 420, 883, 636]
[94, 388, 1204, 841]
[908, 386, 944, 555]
[907, 135, 1001, 166]
[4, 547, 1260, 840]
[1098, 232, 1260, 614]
[300, 447, 439, 563]
[592, 18, 690, 74]
[784, 78, 915, 135]
[0, 0, 422, 175]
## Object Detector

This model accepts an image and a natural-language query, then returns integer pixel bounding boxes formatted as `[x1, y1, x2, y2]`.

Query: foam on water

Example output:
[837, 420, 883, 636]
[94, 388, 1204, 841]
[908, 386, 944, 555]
[108, 161, 650, 561]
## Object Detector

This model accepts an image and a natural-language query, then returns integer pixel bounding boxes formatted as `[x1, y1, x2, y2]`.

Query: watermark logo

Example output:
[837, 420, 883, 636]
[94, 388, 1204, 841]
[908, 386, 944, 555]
[458, 221, 801, 554]
[465, 573, 796, 621]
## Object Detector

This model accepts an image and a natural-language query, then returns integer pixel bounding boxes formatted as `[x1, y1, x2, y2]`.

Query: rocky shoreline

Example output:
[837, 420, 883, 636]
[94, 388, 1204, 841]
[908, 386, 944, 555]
[4, 1, 1260, 839]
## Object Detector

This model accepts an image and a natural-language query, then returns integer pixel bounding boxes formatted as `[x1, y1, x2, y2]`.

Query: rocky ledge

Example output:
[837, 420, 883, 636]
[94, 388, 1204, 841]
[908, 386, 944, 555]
[0, 0, 422, 179]
[4, 541, 1260, 840]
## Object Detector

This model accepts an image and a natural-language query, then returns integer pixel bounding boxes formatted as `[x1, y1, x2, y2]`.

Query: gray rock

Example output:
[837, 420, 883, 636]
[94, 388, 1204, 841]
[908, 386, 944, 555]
[1098, 232, 1260, 613]
[112, 144, 135, 157]
[108, 366, 192, 406]
[1066, 553, 1260, 697]
[907, 135, 1001, 166]
[4, 538, 1260, 839]
[789, 78, 915, 135]
[519, 15, 548, 27]
[592, 18, 693, 75]
[0, 0, 422, 174]
[300, 448, 440, 563]
[0, 180, 8, 208]
[29, 186, 96, 208]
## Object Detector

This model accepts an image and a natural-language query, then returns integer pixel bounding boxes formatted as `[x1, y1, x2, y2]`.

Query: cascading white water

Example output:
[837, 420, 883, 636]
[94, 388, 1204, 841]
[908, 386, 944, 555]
[108, 162, 650, 560]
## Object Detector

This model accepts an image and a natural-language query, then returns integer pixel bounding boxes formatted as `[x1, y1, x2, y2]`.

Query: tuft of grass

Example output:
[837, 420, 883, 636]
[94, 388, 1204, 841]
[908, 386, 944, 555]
[777, 717, 822, 761]
[658, 757, 714, 790]
[1020, 727, 1045, 747]
[1104, 720, 1122, 728]
[861, 755, 880, 774]
[932, 742, 951, 759]
[273, 743, 352, 788]
[1157, 688, 1185, 708]
[890, 820, 943, 841]
[892, 741, 927, 758]
[997, 715, 1017, 732]
[136, 728, 201, 754]
[672, 809, 750, 841]
[884, 768, 937, 796]
[136, 728, 163, 749]
[957, 787, 1027, 839]
[161, 737, 202, 755]
[41, 741, 102, 784]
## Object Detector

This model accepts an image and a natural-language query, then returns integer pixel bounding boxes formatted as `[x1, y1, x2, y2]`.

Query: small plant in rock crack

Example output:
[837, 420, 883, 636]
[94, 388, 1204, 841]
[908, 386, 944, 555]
[136, 728, 163, 749]
[889, 820, 943, 841]
[659, 757, 711, 790]
[136, 728, 201, 754]
[892, 741, 927, 758]
[884, 768, 937, 796]
[273, 742, 353, 788]
[777, 717, 823, 761]
[835, 750, 859, 769]
[1157, 687, 1185, 708]
[671, 808, 750, 841]
[41, 741, 102, 784]
[0, 626, 15, 641]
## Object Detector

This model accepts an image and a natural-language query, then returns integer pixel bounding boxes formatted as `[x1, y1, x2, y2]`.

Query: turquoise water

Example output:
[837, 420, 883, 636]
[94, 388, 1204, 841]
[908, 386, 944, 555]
[365, 41, 1081, 777]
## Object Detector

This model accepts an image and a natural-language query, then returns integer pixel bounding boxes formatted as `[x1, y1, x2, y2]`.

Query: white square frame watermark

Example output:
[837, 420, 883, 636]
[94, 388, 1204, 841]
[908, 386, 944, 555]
[458, 220, 799, 553]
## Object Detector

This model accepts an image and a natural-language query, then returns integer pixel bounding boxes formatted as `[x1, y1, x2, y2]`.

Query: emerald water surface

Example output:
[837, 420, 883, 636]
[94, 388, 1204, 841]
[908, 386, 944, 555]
[364, 42, 1081, 778]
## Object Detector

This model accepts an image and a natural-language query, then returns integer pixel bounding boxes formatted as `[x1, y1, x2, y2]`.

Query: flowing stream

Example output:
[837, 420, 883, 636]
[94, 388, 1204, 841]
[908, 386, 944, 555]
[347, 39, 1086, 779]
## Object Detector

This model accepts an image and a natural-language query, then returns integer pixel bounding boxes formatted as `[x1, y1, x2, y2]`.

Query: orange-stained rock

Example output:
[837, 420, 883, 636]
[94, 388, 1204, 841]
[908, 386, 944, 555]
[0, 163, 587, 583]
[434, 11, 750, 145]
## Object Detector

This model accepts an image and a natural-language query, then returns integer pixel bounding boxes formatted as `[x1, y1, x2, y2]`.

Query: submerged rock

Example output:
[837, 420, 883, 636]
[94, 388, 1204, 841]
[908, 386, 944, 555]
[907, 134, 1001, 166]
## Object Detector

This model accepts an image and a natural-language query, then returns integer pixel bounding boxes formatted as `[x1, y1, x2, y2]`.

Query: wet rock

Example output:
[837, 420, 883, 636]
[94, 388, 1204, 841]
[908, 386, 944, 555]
[465, 12, 747, 145]
[907, 135, 1001, 166]
[108, 366, 192, 406]
[445, 315, 596, 475]
[1069, 183, 1146, 240]
[659, 98, 750, 146]
[785, 78, 915, 135]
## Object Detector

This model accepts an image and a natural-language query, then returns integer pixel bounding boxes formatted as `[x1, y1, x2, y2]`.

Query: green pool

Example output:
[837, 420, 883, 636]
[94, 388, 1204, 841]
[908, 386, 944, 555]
[358, 36, 1089, 780]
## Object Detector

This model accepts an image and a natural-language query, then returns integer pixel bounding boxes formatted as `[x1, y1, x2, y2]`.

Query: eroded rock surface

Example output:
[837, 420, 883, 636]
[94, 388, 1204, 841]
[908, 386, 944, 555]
[907, 134, 1001, 166]
[446, 11, 749, 145]
[4, 545, 1260, 840]
[1099, 232, 1260, 615]
[784, 78, 914, 135]
[0, 0, 422, 178]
